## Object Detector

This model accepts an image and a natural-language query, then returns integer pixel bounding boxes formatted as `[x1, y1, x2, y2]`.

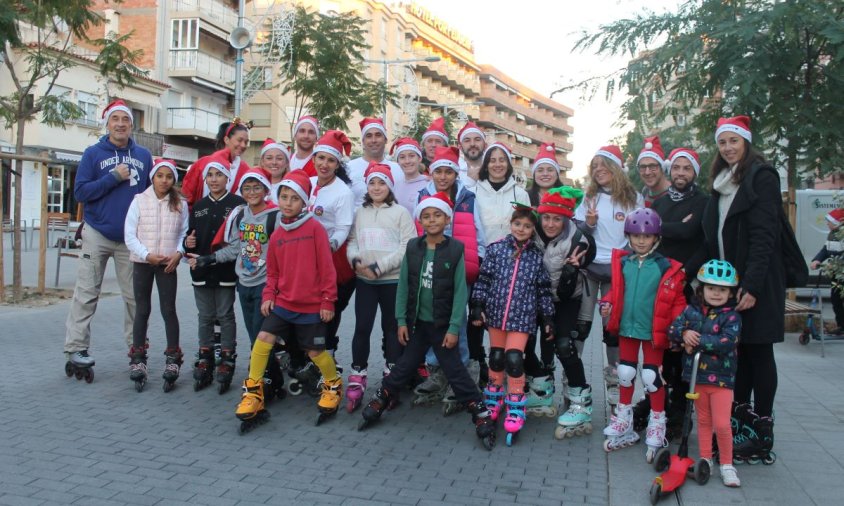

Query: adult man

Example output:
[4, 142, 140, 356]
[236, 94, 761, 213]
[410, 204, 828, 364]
[420, 117, 449, 169]
[347, 117, 403, 207]
[289, 115, 320, 177]
[64, 99, 153, 371]
[637, 136, 670, 207]
[457, 121, 486, 188]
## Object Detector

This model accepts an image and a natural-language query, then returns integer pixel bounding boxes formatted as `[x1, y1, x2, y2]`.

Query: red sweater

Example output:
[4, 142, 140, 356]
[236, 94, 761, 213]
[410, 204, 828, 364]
[183, 149, 251, 207]
[262, 216, 337, 314]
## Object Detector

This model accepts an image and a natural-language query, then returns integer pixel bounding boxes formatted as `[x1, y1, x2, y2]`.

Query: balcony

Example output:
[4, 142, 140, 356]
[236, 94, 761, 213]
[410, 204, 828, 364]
[171, 0, 237, 34]
[132, 131, 166, 157]
[169, 50, 235, 93]
[166, 107, 226, 139]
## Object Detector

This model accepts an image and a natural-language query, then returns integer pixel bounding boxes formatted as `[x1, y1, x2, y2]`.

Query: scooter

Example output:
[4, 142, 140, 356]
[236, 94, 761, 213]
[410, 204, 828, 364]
[648, 352, 710, 505]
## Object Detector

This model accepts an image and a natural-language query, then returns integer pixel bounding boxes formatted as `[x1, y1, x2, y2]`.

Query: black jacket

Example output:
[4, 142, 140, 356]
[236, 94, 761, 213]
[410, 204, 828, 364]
[697, 161, 786, 343]
[404, 236, 465, 329]
[652, 188, 708, 269]
[185, 192, 245, 287]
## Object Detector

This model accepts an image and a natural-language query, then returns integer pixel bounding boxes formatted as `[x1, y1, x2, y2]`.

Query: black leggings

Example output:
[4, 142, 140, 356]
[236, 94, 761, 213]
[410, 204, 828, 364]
[326, 278, 356, 352]
[351, 280, 399, 369]
[734, 342, 777, 417]
[525, 298, 587, 388]
[132, 262, 179, 349]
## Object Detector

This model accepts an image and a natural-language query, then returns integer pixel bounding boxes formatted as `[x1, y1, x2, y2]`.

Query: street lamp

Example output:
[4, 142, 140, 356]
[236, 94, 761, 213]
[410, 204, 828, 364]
[365, 56, 441, 122]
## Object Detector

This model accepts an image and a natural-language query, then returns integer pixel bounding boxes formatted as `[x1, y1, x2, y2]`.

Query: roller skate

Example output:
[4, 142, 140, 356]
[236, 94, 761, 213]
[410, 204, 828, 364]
[503, 393, 527, 446]
[467, 400, 497, 450]
[604, 365, 619, 415]
[263, 353, 286, 402]
[161, 348, 183, 393]
[316, 376, 342, 426]
[215, 349, 236, 394]
[236, 378, 270, 434]
[345, 367, 367, 413]
[632, 395, 650, 432]
[381, 364, 400, 410]
[407, 363, 428, 391]
[442, 360, 480, 416]
[192, 347, 214, 391]
[358, 386, 396, 431]
[603, 403, 640, 451]
[525, 374, 557, 418]
[128, 346, 148, 392]
[293, 362, 322, 398]
[213, 322, 222, 364]
[413, 365, 447, 406]
[645, 410, 668, 463]
[64, 350, 95, 383]
[554, 385, 593, 439]
[734, 414, 776, 465]
[483, 383, 505, 421]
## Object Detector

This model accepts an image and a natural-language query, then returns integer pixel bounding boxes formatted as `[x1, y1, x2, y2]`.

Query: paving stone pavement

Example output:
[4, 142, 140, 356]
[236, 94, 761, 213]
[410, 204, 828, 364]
[2, 249, 844, 505]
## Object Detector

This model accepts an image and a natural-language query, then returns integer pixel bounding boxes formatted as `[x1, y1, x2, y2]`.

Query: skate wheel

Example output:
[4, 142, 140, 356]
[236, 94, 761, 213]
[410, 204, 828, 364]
[654, 448, 671, 472]
[694, 458, 711, 485]
[276, 388, 287, 400]
[553, 425, 566, 440]
[763, 452, 776, 465]
[65, 362, 74, 377]
[357, 418, 370, 431]
[84, 369, 94, 384]
[646, 448, 656, 464]
[75, 370, 84, 380]
[163, 381, 174, 393]
[194, 381, 203, 392]
[505, 432, 514, 447]
[649, 482, 662, 505]
[135, 380, 145, 393]
[219, 382, 230, 395]
[603, 439, 613, 452]
[799, 332, 810, 345]
[482, 435, 496, 451]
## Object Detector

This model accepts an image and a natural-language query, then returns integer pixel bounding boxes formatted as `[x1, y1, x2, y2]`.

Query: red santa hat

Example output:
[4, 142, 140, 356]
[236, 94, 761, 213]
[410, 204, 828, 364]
[260, 138, 291, 160]
[667, 147, 701, 175]
[294, 115, 320, 136]
[150, 158, 179, 182]
[277, 169, 312, 203]
[458, 121, 484, 143]
[636, 135, 666, 169]
[415, 191, 454, 220]
[238, 169, 272, 193]
[826, 208, 844, 227]
[421, 117, 449, 144]
[594, 145, 625, 172]
[429, 146, 460, 173]
[537, 186, 583, 218]
[313, 130, 352, 161]
[102, 99, 133, 125]
[715, 115, 752, 143]
[390, 137, 422, 159]
[359, 117, 387, 137]
[483, 141, 512, 161]
[364, 162, 395, 191]
[532, 142, 560, 174]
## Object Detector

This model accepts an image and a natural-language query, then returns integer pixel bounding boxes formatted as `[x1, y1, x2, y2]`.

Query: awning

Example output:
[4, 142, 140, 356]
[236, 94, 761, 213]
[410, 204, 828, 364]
[55, 151, 83, 163]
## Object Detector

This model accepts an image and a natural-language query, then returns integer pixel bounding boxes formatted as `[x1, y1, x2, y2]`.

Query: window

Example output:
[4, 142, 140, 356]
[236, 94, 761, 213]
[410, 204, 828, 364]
[47, 165, 67, 213]
[76, 91, 99, 127]
[171, 19, 199, 50]
[251, 104, 271, 128]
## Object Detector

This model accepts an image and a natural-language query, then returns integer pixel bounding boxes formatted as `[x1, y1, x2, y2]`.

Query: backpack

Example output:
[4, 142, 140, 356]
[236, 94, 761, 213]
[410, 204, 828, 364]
[780, 210, 808, 288]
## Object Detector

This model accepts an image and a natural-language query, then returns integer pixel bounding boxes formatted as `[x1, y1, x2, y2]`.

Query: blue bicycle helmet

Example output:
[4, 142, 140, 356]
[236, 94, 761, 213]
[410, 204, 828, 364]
[697, 259, 739, 287]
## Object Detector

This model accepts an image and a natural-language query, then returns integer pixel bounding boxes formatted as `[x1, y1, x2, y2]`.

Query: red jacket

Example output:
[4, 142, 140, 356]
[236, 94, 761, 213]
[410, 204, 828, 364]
[183, 149, 251, 207]
[262, 216, 337, 314]
[602, 248, 686, 350]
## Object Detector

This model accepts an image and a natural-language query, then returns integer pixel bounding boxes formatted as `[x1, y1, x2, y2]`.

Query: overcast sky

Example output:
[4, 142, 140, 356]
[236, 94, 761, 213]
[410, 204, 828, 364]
[416, 0, 682, 180]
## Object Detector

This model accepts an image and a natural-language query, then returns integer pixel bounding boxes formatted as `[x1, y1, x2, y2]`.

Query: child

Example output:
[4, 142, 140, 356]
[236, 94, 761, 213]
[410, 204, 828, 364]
[184, 157, 245, 392]
[668, 259, 742, 487]
[470, 203, 554, 446]
[234, 171, 341, 430]
[599, 207, 686, 461]
[358, 192, 497, 450]
[811, 208, 844, 334]
[391, 137, 429, 216]
[124, 159, 189, 392]
[344, 162, 416, 412]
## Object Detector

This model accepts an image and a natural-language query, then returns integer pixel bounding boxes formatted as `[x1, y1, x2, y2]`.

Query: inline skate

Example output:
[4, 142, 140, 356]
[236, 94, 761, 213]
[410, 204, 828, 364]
[483, 383, 505, 421]
[192, 347, 214, 391]
[442, 360, 480, 416]
[554, 385, 593, 439]
[293, 362, 322, 398]
[603, 403, 640, 451]
[645, 410, 668, 463]
[503, 393, 527, 446]
[162, 348, 183, 393]
[65, 350, 95, 383]
[468, 400, 497, 450]
[346, 367, 367, 413]
[213, 323, 222, 365]
[733, 410, 776, 465]
[358, 386, 395, 431]
[236, 378, 270, 434]
[216, 349, 236, 394]
[128, 346, 148, 392]
[262, 353, 286, 402]
[525, 374, 557, 418]
[316, 376, 343, 425]
[413, 365, 447, 406]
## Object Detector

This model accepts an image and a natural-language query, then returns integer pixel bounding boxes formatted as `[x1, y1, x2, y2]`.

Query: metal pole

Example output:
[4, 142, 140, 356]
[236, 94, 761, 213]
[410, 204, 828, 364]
[382, 61, 388, 123]
[234, 0, 245, 116]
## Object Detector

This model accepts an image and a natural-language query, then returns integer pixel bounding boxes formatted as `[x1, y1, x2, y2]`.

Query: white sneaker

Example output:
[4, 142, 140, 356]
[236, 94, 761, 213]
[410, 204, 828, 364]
[720, 464, 741, 487]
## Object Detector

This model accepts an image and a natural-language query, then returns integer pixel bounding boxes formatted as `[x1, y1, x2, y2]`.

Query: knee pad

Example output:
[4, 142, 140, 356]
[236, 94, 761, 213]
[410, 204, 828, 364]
[555, 336, 576, 361]
[641, 365, 663, 393]
[489, 347, 505, 372]
[504, 349, 524, 378]
[617, 362, 637, 388]
[602, 329, 619, 347]
[574, 321, 592, 341]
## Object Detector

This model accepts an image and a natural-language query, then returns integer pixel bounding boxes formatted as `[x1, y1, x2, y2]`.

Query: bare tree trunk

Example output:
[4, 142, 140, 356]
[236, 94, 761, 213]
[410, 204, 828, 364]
[787, 147, 798, 229]
[13, 119, 25, 302]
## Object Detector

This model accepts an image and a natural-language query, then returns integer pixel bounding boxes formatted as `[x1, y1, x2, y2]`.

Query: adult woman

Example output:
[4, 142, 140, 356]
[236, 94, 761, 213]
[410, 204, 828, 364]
[474, 142, 530, 244]
[698, 115, 785, 463]
[391, 137, 429, 215]
[527, 142, 564, 207]
[183, 119, 251, 207]
[258, 138, 291, 202]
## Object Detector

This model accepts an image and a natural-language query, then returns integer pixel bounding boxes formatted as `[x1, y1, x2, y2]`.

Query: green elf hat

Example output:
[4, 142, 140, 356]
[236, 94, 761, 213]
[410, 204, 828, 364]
[537, 186, 584, 218]
[511, 200, 539, 221]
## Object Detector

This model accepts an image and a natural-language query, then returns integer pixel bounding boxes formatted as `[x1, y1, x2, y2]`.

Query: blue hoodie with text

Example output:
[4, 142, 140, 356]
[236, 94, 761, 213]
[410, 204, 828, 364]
[74, 135, 153, 242]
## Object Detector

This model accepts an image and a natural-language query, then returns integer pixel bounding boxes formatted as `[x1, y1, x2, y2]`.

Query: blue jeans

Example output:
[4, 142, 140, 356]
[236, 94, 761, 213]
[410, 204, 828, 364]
[426, 317, 469, 366]
[237, 282, 265, 346]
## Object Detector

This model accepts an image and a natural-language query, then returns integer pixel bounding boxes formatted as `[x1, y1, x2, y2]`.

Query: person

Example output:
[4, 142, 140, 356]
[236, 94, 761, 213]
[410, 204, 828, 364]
[183, 158, 245, 392]
[189, 169, 286, 399]
[573, 145, 643, 409]
[182, 119, 251, 207]
[358, 192, 497, 450]
[527, 142, 565, 207]
[668, 259, 742, 488]
[344, 163, 415, 412]
[529, 187, 598, 438]
[347, 117, 403, 208]
[420, 117, 449, 170]
[64, 99, 153, 377]
[234, 171, 342, 430]
[289, 115, 320, 177]
[258, 138, 291, 202]
[124, 159, 189, 391]
[637, 136, 670, 207]
[391, 137, 429, 215]
[414, 146, 487, 407]
[599, 208, 686, 462]
[810, 208, 844, 334]
[696, 115, 786, 463]
[456, 121, 486, 188]
[473, 142, 530, 244]
[470, 204, 554, 445]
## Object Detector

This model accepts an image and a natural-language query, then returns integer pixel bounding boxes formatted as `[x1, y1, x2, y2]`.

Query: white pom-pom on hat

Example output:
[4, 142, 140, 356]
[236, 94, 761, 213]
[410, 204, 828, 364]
[645, 142, 653, 149]
[546, 145, 553, 152]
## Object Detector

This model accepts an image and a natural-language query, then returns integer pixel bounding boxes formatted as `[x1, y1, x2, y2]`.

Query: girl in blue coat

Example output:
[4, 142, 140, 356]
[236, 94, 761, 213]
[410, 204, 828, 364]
[470, 204, 554, 445]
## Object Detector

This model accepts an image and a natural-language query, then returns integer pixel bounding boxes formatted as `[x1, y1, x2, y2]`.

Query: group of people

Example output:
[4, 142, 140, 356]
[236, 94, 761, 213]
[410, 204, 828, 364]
[62, 100, 795, 488]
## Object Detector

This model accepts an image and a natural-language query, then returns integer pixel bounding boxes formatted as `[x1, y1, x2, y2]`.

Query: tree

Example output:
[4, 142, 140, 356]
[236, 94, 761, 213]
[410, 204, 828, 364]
[406, 109, 455, 145]
[565, 0, 844, 218]
[0, 0, 142, 302]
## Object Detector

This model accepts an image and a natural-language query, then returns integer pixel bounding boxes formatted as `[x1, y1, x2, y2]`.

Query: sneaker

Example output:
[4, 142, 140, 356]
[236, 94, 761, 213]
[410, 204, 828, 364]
[720, 464, 741, 487]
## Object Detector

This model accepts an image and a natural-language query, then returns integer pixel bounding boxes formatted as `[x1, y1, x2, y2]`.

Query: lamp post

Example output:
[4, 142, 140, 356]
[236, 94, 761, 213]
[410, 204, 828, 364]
[365, 56, 441, 125]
